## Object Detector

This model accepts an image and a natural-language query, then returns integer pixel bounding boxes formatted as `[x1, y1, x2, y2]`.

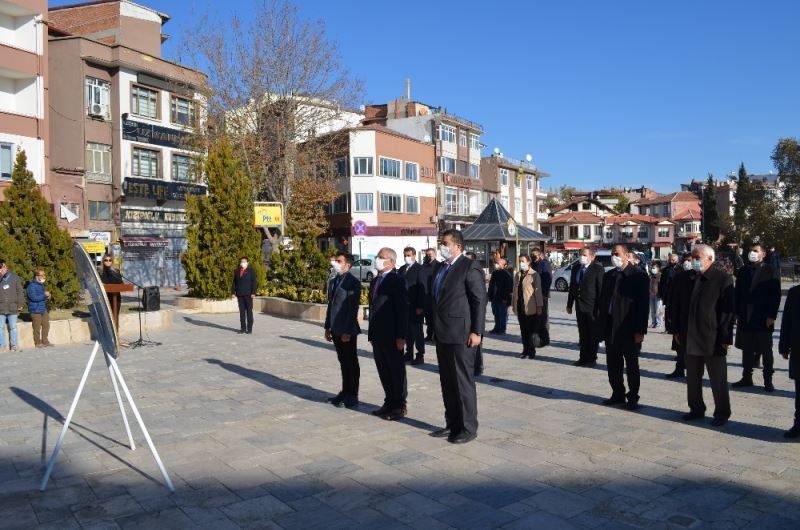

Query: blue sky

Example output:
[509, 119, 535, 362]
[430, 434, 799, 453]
[53, 0, 800, 192]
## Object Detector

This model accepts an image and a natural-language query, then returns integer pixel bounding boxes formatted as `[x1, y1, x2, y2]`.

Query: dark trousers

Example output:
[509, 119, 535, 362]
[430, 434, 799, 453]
[576, 310, 599, 362]
[237, 295, 254, 332]
[405, 316, 425, 358]
[436, 342, 478, 436]
[424, 309, 434, 339]
[606, 344, 641, 402]
[740, 329, 774, 377]
[518, 313, 540, 357]
[491, 301, 509, 332]
[794, 379, 800, 426]
[333, 335, 360, 398]
[686, 354, 731, 420]
[372, 341, 407, 409]
[474, 338, 484, 373]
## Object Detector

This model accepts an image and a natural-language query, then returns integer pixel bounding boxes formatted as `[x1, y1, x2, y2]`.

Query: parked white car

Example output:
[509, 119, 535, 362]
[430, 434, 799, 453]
[551, 250, 649, 292]
[351, 258, 378, 283]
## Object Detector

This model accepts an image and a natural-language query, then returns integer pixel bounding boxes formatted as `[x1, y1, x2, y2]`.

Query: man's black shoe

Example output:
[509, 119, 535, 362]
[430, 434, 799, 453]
[411, 357, 424, 365]
[710, 417, 728, 427]
[429, 427, 451, 438]
[584, 361, 597, 368]
[602, 397, 626, 406]
[474, 367, 484, 376]
[487, 329, 498, 334]
[665, 370, 684, 379]
[573, 360, 586, 367]
[731, 377, 753, 388]
[381, 407, 407, 421]
[784, 425, 800, 439]
[765, 380, 775, 392]
[326, 393, 343, 406]
[371, 405, 390, 416]
[404, 352, 414, 363]
[245, 330, 252, 334]
[343, 397, 359, 408]
[682, 411, 705, 421]
[518, 353, 528, 359]
[625, 401, 640, 411]
[448, 432, 477, 444]
[237, 330, 245, 334]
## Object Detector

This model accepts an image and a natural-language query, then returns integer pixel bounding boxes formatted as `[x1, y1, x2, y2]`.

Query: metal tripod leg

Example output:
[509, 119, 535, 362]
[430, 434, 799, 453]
[105, 353, 135, 450]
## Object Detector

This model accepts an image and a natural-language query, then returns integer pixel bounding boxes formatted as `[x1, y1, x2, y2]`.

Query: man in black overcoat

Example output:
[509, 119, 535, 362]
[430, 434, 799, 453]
[780, 285, 800, 438]
[566, 247, 605, 367]
[668, 245, 735, 427]
[232, 256, 258, 334]
[597, 245, 649, 409]
[487, 257, 513, 335]
[430, 229, 486, 444]
[398, 246, 428, 365]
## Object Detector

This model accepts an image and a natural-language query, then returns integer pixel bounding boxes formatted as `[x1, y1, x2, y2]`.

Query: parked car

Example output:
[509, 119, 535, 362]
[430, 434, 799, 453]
[551, 249, 649, 292]
[351, 258, 377, 282]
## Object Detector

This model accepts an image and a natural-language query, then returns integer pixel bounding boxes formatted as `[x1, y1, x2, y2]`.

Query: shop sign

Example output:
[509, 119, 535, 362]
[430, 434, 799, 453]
[254, 202, 284, 227]
[122, 208, 187, 224]
[88, 231, 111, 244]
[123, 177, 205, 201]
[80, 241, 107, 254]
[122, 119, 191, 149]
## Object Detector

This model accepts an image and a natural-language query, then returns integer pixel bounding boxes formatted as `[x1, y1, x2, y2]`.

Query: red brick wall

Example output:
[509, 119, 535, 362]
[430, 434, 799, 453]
[49, 3, 121, 37]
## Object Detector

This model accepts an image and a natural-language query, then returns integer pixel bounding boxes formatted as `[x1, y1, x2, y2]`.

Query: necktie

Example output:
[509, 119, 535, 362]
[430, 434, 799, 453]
[577, 266, 585, 285]
[371, 274, 384, 301]
[434, 261, 451, 301]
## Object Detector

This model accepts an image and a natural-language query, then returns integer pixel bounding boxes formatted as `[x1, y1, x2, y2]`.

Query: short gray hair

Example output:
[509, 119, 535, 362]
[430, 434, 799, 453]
[378, 247, 397, 263]
[692, 244, 715, 261]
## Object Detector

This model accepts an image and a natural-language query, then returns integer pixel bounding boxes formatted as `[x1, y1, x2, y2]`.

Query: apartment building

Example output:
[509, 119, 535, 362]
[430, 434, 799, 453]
[0, 0, 47, 200]
[48, 0, 206, 287]
[541, 212, 604, 251]
[480, 152, 548, 231]
[325, 124, 437, 260]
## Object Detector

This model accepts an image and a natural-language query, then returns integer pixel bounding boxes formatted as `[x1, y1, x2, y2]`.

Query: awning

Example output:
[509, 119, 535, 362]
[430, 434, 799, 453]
[562, 242, 586, 250]
[120, 236, 170, 248]
[652, 242, 672, 248]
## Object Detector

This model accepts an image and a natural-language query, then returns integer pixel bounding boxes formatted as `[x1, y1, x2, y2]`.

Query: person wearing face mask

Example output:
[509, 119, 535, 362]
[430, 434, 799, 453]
[668, 244, 734, 427]
[567, 247, 604, 366]
[398, 247, 427, 365]
[368, 248, 409, 421]
[648, 262, 663, 329]
[512, 254, 544, 360]
[423, 248, 439, 342]
[429, 229, 486, 444]
[658, 253, 680, 309]
[530, 249, 552, 347]
[779, 283, 800, 438]
[324, 252, 362, 408]
[231, 256, 257, 334]
[487, 257, 513, 335]
[26, 269, 53, 348]
[663, 255, 695, 379]
[0, 259, 25, 352]
[597, 244, 649, 410]
[732, 243, 781, 391]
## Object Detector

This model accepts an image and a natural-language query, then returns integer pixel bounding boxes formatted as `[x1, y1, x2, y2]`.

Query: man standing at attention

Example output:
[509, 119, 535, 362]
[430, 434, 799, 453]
[399, 247, 427, 365]
[429, 230, 486, 444]
[368, 248, 408, 421]
[27, 269, 53, 348]
[487, 257, 513, 335]
[324, 252, 362, 408]
[779, 283, 800, 438]
[232, 256, 257, 334]
[531, 248, 552, 346]
[567, 247, 604, 367]
[597, 245, 649, 410]
[0, 259, 24, 352]
[422, 248, 439, 342]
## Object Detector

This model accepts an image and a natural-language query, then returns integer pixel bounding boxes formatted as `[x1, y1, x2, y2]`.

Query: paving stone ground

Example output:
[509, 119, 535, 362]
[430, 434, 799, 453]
[2, 291, 799, 529]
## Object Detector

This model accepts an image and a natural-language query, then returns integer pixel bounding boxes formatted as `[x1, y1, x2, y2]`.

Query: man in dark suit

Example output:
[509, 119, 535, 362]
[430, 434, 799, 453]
[664, 256, 694, 378]
[487, 257, 513, 335]
[368, 247, 409, 421]
[669, 245, 735, 427]
[566, 247, 604, 367]
[779, 285, 800, 438]
[399, 246, 427, 365]
[430, 229, 486, 444]
[531, 248, 552, 346]
[324, 252, 362, 408]
[732, 243, 782, 392]
[597, 245, 649, 410]
[422, 248, 439, 342]
[232, 256, 257, 334]
[659, 253, 686, 378]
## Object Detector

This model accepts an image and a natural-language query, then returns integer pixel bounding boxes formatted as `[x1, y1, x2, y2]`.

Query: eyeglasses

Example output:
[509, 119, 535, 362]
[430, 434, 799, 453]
[103, 259, 112, 263]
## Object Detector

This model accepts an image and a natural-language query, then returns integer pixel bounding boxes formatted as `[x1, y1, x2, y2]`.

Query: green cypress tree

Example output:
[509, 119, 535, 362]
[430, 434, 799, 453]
[701, 173, 721, 244]
[182, 140, 264, 299]
[732, 162, 753, 244]
[0, 150, 79, 308]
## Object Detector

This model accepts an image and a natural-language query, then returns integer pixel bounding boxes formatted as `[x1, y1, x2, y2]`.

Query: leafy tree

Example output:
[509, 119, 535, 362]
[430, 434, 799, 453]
[610, 193, 630, 214]
[557, 185, 577, 202]
[732, 162, 753, 244]
[701, 173, 721, 244]
[182, 140, 264, 299]
[771, 137, 800, 201]
[0, 150, 79, 308]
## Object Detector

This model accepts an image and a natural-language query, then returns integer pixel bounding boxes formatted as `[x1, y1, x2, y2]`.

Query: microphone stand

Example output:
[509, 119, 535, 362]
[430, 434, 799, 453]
[118, 271, 161, 349]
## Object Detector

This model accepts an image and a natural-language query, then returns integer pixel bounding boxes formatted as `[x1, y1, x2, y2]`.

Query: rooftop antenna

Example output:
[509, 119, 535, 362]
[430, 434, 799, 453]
[405, 78, 411, 99]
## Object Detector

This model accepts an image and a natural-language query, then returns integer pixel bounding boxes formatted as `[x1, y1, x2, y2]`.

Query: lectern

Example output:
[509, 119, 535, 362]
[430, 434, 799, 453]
[104, 283, 134, 329]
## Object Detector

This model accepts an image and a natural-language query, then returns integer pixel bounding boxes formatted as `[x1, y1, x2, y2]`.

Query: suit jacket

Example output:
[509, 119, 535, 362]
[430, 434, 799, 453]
[779, 286, 800, 379]
[597, 265, 649, 348]
[432, 255, 487, 344]
[367, 270, 408, 344]
[735, 263, 781, 333]
[534, 259, 552, 297]
[667, 264, 734, 357]
[398, 261, 428, 320]
[657, 263, 679, 302]
[232, 267, 257, 296]
[665, 269, 694, 335]
[325, 272, 362, 337]
[487, 268, 513, 304]
[423, 260, 440, 312]
[567, 261, 604, 315]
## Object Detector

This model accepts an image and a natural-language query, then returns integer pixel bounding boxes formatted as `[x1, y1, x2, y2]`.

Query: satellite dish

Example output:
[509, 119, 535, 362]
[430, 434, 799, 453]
[358, 104, 365, 112]
[493, 147, 500, 155]
[423, 134, 431, 143]
[525, 154, 532, 162]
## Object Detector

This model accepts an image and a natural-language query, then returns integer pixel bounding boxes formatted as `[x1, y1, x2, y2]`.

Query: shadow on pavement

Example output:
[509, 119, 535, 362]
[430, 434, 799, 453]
[182, 316, 241, 333]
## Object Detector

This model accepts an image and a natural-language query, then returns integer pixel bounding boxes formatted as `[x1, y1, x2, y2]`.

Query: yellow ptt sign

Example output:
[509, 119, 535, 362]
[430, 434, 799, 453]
[80, 241, 107, 254]
[254, 202, 284, 228]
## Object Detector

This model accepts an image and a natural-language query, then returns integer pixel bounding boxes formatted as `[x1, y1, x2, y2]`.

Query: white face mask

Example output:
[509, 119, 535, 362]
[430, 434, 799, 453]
[331, 261, 343, 274]
[692, 259, 703, 272]
[748, 251, 759, 263]
[494, 263, 501, 270]
[404, 256, 415, 266]
[650, 268, 658, 274]
[519, 262, 529, 271]
[439, 245, 452, 260]
[240, 261, 248, 269]
[683, 261, 692, 271]
[579, 255, 590, 266]
[611, 255, 625, 269]
[375, 257, 387, 271]
[37, 278, 46, 284]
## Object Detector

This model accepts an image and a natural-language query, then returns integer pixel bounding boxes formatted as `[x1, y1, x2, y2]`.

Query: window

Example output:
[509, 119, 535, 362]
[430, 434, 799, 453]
[445, 187, 458, 214]
[638, 226, 649, 238]
[379, 157, 401, 178]
[380, 193, 402, 212]
[354, 193, 373, 212]
[583, 225, 591, 239]
[514, 171, 521, 187]
[621, 228, 634, 238]
[85, 143, 112, 182]
[459, 130, 467, 146]
[569, 226, 579, 239]
[131, 85, 159, 119]
[595, 225, 603, 236]
[437, 156, 456, 174]
[500, 169, 508, 186]
[526, 175, 533, 190]
[541, 225, 551, 236]
[555, 226, 564, 241]
[469, 133, 480, 150]
[406, 195, 420, 214]
[501, 195, 509, 209]
[353, 157, 373, 176]
[336, 158, 348, 177]
[1, 143, 13, 179]
[437, 124, 455, 143]
[658, 226, 670, 238]
[605, 228, 614, 239]
[582, 202, 592, 211]
[527, 199, 533, 213]
[405, 162, 418, 181]
[170, 95, 196, 127]
[469, 163, 479, 178]
[132, 147, 160, 178]
[514, 198, 521, 213]
[172, 154, 197, 182]
[88, 201, 111, 221]
[331, 194, 348, 214]
[85, 77, 110, 119]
